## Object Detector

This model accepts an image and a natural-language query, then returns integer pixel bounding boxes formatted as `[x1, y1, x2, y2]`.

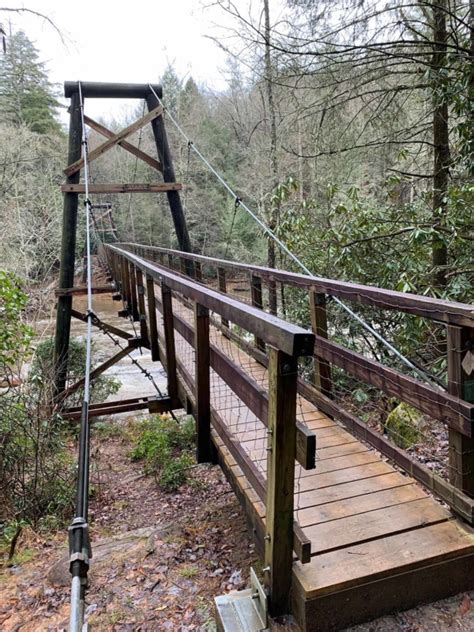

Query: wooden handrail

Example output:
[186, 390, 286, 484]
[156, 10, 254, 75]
[105, 244, 315, 357]
[119, 242, 474, 327]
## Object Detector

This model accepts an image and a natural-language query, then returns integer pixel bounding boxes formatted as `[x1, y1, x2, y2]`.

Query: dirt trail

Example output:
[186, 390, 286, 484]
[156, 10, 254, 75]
[1, 419, 474, 631]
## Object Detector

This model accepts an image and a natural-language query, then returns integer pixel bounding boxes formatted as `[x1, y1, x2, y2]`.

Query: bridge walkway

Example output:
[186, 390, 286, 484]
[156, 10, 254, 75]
[155, 291, 474, 631]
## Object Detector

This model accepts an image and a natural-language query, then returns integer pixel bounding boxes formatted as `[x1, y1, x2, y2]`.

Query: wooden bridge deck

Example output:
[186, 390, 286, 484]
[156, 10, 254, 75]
[158, 297, 474, 631]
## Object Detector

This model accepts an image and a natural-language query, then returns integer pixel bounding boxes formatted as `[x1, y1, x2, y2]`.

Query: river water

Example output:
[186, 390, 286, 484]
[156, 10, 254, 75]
[35, 293, 167, 403]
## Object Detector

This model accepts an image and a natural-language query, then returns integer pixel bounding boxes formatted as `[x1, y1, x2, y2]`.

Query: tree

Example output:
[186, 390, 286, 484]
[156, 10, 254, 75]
[0, 29, 61, 134]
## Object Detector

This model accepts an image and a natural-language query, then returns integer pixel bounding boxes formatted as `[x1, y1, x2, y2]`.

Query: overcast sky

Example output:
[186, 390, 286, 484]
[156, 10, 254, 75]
[2, 0, 241, 122]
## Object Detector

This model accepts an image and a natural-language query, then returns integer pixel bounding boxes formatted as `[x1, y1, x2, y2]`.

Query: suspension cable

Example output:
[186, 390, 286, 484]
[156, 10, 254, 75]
[68, 81, 94, 632]
[147, 84, 441, 389]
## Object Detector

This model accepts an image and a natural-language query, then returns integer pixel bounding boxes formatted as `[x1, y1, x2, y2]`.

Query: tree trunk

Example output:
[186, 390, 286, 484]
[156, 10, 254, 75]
[431, 1, 451, 290]
[264, 0, 278, 315]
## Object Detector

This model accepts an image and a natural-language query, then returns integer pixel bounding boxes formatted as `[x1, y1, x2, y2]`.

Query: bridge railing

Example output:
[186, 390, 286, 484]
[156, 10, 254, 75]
[117, 242, 474, 524]
[102, 243, 316, 616]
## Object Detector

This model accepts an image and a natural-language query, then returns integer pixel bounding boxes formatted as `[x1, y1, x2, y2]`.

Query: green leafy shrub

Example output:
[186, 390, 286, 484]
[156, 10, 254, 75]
[0, 271, 32, 368]
[130, 415, 195, 491]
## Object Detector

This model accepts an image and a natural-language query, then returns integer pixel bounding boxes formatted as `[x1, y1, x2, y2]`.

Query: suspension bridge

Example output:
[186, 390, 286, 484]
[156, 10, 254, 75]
[54, 82, 474, 631]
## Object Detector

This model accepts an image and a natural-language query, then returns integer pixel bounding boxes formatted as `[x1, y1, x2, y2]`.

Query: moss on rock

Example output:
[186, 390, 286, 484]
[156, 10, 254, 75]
[385, 402, 422, 449]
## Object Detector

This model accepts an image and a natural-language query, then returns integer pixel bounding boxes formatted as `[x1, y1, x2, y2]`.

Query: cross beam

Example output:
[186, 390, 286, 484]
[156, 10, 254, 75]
[64, 105, 163, 177]
[84, 115, 163, 172]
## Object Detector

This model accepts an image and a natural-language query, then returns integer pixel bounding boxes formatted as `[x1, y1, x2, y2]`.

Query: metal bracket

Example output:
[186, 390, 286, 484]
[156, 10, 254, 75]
[250, 566, 268, 629]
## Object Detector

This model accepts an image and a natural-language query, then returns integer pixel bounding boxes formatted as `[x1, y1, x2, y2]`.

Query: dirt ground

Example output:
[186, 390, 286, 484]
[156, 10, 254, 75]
[1, 417, 473, 632]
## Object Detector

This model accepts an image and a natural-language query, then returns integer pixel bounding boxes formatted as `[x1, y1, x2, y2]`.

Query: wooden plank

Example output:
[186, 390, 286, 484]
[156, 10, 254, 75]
[64, 105, 163, 176]
[305, 498, 450, 556]
[265, 347, 298, 616]
[83, 115, 163, 172]
[195, 303, 213, 463]
[63, 396, 172, 420]
[146, 276, 160, 361]
[296, 471, 412, 511]
[126, 243, 474, 326]
[61, 183, 182, 194]
[294, 520, 474, 599]
[298, 484, 426, 527]
[293, 524, 474, 631]
[297, 378, 474, 522]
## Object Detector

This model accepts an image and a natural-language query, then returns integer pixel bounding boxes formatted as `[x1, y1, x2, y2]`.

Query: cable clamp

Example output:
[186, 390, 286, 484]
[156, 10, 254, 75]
[68, 517, 92, 569]
[234, 196, 242, 208]
[187, 140, 194, 148]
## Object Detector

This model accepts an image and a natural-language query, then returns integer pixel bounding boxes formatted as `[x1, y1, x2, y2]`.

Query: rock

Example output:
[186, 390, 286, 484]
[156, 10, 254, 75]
[47, 524, 175, 587]
[385, 402, 423, 449]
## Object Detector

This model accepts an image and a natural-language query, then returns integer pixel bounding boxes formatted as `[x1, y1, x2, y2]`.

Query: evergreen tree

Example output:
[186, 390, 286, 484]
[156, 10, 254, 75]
[0, 29, 61, 134]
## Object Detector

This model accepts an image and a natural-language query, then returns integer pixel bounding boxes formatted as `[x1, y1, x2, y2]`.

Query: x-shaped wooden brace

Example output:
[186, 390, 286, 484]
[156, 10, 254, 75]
[64, 104, 164, 177]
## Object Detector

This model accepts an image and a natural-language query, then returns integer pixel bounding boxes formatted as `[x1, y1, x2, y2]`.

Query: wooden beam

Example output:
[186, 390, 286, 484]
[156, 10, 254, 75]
[106, 245, 315, 358]
[63, 396, 172, 420]
[55, 285, 113, 297]
[146, 275, 160, 361]
[448, 325, 474, 496]
[314, 334, 473, 436]
[265, 347, 298, 617]
[251, 274, 265, 351]
[64, 81, 163, 99]
[217, 267, 229, 330]
[194, 303, 213, 463]
[309, 290, 332, 398]
[83, 115, 163, 172]
[61, 183, 182, 194]
[161, 283, 179, 407]
[135, 268, 149, 344]
[54, 91, 82, 397]
[154, 292, 316, 470]
[127, 243, 474, 327]
[71, 309, 132, 340]
[146, 92, 194, 272]
[61, 338, 141, 399]
[64, 105, 163, 176]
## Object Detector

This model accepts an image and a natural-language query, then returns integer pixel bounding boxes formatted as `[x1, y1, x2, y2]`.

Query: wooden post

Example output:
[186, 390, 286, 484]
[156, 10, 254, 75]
[129, 263, 140, 322]
[251, 274, 265, 351]
[195, 261, 202, 282]
[194, 303, 213, 463]
[265, 346, 298, 617]
[218, 267, 229, 330]
[310, 289, 332, 398]
[121, 256, 131, 310]
[146, 275, 160, 362]
[146, 91, 194, 276]
[161, 283, 179, 407]
[135, 268, 149, 346]
[54, 90, 83, 397]
[448, 325, 474, 496]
